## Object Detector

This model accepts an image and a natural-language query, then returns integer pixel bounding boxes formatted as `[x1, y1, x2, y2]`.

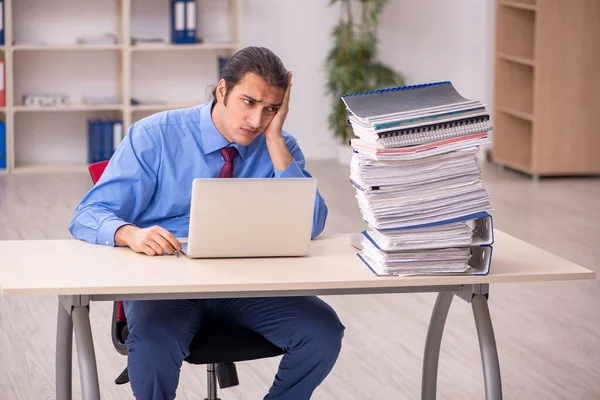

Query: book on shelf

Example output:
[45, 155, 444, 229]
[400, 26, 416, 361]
[342, 81, 494, 277]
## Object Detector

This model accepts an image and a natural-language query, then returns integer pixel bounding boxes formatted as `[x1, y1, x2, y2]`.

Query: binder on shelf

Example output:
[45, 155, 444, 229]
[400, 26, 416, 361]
[0, 1, 4, 46]
[102, 120, 114, 161]
[185, 0, 197, 44]
[218, 57, 229, 79]
[112, 120, 124, 153]
[0, 121, 6, 169]
[0, 60, 4, 107]
[88, 120, 102, 164]
[88, 119, 124, 163]
[171, 0, 186, 44]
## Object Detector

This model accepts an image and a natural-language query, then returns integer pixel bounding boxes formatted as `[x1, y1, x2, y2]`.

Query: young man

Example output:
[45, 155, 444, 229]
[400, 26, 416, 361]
[69, 46, 345, 399]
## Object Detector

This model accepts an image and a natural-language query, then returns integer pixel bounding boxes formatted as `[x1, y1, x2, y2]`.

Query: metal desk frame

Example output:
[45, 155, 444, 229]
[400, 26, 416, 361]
[56, 283, 502, 400]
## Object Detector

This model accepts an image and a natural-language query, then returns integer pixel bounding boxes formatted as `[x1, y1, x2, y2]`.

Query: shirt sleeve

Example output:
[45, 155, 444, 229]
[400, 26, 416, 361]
[68, 122, 161, 246]
[273, 136, 329, 239]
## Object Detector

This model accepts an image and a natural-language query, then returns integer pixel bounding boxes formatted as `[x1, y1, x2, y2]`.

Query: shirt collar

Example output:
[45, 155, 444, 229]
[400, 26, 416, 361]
[199, 101, 248, 160]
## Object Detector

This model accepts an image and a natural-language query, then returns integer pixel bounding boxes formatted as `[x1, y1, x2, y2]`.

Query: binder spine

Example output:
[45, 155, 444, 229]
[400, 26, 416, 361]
[377, 120, 492, 148]
[341, 81, 451, 98]
[185, 0, 197, 44]
[0, 121, 5, 169]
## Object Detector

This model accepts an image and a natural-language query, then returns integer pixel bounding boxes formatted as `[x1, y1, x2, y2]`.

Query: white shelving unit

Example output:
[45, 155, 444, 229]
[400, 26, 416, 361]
[0, 0, 243, 175]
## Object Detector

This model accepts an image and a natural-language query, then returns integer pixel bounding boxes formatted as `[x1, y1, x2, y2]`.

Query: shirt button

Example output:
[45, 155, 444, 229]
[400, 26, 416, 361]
[106, 241, 109, 245]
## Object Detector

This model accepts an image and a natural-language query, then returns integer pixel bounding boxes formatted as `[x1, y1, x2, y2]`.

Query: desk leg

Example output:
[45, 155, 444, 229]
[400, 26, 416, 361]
[421, 291, 454, 400]
[56, 299, 73, 400]
[72, 306, 101, 400]
[472, 294, 503, 400]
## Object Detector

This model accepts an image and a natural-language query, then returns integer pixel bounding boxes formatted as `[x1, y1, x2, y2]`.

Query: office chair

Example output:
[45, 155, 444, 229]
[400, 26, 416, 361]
[89, 160, 285, 400]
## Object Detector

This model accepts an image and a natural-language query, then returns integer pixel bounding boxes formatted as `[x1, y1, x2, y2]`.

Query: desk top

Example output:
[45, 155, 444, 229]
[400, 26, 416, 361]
[0, 231, 594, 296]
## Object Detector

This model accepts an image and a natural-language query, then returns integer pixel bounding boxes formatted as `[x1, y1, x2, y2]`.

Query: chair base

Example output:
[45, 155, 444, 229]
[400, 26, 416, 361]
[115, 367, 129, 385]
[216, 362, 239, 389]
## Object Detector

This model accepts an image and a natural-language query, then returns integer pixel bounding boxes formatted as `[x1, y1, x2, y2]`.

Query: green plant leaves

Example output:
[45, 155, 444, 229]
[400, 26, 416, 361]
[325, 0, 404, 143]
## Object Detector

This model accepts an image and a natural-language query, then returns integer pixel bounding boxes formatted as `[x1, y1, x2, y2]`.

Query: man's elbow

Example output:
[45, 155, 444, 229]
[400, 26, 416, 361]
[68, 211, 98, 244]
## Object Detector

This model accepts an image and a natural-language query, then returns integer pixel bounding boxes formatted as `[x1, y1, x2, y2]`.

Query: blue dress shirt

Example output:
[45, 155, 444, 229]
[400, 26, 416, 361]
[69, 102, 328, 246]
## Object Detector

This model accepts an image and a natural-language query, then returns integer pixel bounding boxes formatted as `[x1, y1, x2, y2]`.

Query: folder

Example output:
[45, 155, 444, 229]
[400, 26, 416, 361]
[112, 120, 123, 154]
[218, 57, 229, 79]
[357, 244, 493, 277]
[341, 81, 485, 129]
[362, 212, 494, 250]
[185, 0, 197, 44]
[356, 213, 494, 276]
[0, 121, 6, 169]
[171, 0, 186, 44]
[102, 120, 114, 161]
[0, 1, 4, 46]
[88, 120, 102, 163]
[350, 133, 490, 161]
[0, 60, 4, 107]
[354, 115, 492, 149]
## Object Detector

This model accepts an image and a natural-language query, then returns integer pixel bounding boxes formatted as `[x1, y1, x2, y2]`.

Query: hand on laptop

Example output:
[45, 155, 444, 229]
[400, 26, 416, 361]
[115, 225, 182, 256]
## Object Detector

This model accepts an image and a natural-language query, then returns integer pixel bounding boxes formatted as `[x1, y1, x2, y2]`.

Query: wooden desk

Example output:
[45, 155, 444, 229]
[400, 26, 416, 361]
[0, 231, 594, 400]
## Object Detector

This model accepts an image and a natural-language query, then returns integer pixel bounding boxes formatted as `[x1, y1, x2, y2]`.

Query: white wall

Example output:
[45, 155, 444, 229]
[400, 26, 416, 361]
[378, 0, 496, 124]
[241, 1, 341, 160]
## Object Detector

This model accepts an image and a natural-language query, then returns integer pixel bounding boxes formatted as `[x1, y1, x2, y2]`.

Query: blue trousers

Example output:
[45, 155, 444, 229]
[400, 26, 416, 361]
[123, 297, 345, 399]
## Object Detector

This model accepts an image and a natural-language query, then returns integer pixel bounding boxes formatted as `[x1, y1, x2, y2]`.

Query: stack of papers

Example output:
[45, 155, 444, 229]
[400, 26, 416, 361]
[342, 81, 494, 276]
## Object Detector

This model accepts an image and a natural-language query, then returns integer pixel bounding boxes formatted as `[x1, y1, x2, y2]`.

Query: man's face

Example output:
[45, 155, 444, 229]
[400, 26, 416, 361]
[216, 72, 285, 146]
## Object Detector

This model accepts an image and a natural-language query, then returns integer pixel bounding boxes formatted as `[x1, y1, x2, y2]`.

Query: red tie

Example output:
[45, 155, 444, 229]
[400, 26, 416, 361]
[218, 147, 238, 178]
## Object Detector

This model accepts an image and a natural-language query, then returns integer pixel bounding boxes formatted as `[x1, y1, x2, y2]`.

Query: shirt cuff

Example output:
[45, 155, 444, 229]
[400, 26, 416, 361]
[274, 160, 305, 178]
[98, 219, 131, 247]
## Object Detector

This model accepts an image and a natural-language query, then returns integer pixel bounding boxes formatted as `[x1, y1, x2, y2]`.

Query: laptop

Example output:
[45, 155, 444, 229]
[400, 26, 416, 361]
[181, 178, 318, 258]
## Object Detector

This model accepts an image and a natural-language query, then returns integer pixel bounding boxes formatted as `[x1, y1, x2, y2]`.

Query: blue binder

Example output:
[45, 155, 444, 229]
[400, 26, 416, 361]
[0, 1, 4, 46]
[185, 0, 197, 44]
[0, 121, 6, 169]
[101, 120, 114, 161]
[357, 212, 495, 276]
[88, 120, 102, 163]
[357, 245, 493, 277]
[218, 57, 229, 78]
[171, 0, 186, 44]
[363, 212, 494, 246]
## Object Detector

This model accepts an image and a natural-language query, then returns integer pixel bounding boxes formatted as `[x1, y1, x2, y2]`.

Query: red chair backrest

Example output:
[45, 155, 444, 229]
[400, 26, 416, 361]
[89, 160, 109, 185]
[88, 160, 127, 323]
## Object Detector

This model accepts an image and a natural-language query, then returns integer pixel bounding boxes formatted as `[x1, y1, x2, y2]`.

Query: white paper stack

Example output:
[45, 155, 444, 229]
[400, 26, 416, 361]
[342, 81, 495, 276]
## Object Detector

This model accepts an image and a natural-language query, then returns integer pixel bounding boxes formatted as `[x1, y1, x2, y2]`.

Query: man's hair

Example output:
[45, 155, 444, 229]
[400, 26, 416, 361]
[212, 46, 288, 105]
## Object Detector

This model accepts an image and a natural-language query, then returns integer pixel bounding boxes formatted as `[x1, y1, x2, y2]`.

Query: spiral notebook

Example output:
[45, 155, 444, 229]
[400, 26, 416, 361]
[355, 115, 492, 148]
[341, 81, 484, 126]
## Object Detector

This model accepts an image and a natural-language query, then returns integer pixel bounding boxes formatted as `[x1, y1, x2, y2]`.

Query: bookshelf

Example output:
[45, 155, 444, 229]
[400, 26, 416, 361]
[491, 0, 600, 177]
[0, 0, 243, 175]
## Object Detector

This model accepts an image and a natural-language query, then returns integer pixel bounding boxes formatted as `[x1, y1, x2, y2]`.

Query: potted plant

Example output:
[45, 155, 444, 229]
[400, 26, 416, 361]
[325, 0, 405, 164]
